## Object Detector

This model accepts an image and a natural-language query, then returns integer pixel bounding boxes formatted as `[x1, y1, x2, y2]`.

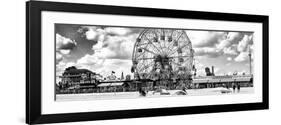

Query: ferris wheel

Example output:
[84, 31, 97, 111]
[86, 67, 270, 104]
[131, 28, 194, 81]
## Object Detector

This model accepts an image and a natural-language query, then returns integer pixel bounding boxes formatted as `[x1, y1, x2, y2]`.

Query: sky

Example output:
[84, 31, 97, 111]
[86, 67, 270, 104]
[55, 24, 254, 79]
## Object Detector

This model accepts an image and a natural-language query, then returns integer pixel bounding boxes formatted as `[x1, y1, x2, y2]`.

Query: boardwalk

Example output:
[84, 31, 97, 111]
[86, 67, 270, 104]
[56, 87, 254, 101]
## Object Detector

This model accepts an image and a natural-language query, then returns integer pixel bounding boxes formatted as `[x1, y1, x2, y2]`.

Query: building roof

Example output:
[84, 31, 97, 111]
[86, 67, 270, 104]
[193, 79, 209, 84]
[63, 68, 94, 75]
[193, 75, 252, 84]
[97, 82, 124, 87]
[235, 77, 252, 82]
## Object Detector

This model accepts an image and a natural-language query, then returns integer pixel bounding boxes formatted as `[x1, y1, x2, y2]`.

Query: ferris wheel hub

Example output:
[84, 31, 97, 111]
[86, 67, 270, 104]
[132, 29, 194, 81]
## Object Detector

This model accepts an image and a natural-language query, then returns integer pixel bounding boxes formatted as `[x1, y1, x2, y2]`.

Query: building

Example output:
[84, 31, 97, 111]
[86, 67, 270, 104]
[193, 75, 253, 89]
[59, 66, 98, 88]
[97, 82, 128, 92]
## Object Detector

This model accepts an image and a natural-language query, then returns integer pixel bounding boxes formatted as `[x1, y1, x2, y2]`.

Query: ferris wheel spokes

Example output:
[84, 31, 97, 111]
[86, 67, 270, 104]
[168, 43, 192, 57]
[138, 61, 154, 73]
[143, 34, 162, 53]
[165, 31, 184, 55]
[132, 28, 194, 82]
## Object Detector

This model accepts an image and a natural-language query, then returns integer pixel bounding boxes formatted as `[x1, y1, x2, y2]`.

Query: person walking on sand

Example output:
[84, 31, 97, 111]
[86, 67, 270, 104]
[138, 87, 147, 97]
[232, 83, 236, 93]
[237, 84, 241, 93]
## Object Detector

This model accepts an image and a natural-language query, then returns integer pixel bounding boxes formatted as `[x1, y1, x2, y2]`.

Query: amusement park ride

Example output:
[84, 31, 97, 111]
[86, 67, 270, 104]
[58, 28, 253, 93]
[130, 29, 195, 89]
[94, 29, 195, 90]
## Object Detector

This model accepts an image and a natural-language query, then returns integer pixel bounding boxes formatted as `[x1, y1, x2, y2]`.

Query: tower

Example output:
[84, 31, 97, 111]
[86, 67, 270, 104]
[192, 58, 197, 77]
[205, 67, 212, 76]
[248, 46, 252, 75]
[121, 72, 124, 80]
[211, 66, 215, 76]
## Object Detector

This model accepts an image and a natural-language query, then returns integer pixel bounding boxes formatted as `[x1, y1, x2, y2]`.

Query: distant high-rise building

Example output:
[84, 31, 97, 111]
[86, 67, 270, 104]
[211, 66, 215, 76]
[248, 46, 252, 75]
[205, 67, 212, 76]
[121, 72, 124, 80]
[126, 75, 131, 80]
[107, 71, 117, 80]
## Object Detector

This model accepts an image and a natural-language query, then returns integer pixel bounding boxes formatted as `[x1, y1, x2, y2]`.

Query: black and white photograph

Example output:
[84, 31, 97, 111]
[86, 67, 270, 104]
[23, 1, 270, 124]
[55, 24, 254, 101]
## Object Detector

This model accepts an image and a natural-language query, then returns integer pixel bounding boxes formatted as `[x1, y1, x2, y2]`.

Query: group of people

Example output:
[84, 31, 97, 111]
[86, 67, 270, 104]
[138, 86, 188, 96]
[232, 84, 241, 93]
[138, 87, 148, 96]
[224, 83, 241, 93]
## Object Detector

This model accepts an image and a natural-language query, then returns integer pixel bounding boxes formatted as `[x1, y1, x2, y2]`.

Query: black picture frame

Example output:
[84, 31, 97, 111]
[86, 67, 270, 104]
[26, 1, 269, 124]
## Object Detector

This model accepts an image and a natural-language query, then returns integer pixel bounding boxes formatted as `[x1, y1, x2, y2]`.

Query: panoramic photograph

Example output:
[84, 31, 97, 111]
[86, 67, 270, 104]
[55, 24, 254, 101]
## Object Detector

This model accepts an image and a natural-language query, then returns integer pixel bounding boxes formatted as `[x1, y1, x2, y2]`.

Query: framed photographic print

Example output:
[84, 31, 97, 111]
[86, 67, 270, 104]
[26, 1, 269, 124]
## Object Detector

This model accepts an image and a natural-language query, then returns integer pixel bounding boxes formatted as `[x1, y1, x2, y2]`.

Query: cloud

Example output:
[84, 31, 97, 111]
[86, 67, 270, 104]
[223, 46, 238, 55]
[227, 57, 232, 61]
[59, 50, 71, 55]
[98, 59, 133, 77]
[104, 27, 132, 36]
[64, 26, 141, 77]
[234, 52, 249, 62]
[56, 33, 77, 50]
[56, 52, 106, 77]
[226, 63, 231, 66]
[194, 47, 222, 58]
[92, 42, 103, 52]
[76, 53, 133, 77]
[85, 28, 99, 40]
[56, 61, 76, 76]
[214, 67, 221, 74]
[187, 31, 226, 48]
[231, 34, 253, 62]
[56, 34, 77, 64]
[77, 26, 140, 60]
[237, 35, 253, 52]
[191, 31, 253, 58]
[79, 26, 139, 41]
[100, 34, 137, 59]
[194, 45, 237, 58]
[77, 54, 105, 66]
[217, 32, 244, 49]
[56, 25, 141, 78]
[193, 60, 205, 76]
[86, 28, 106, 41]
[56, 52, 63, 64]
